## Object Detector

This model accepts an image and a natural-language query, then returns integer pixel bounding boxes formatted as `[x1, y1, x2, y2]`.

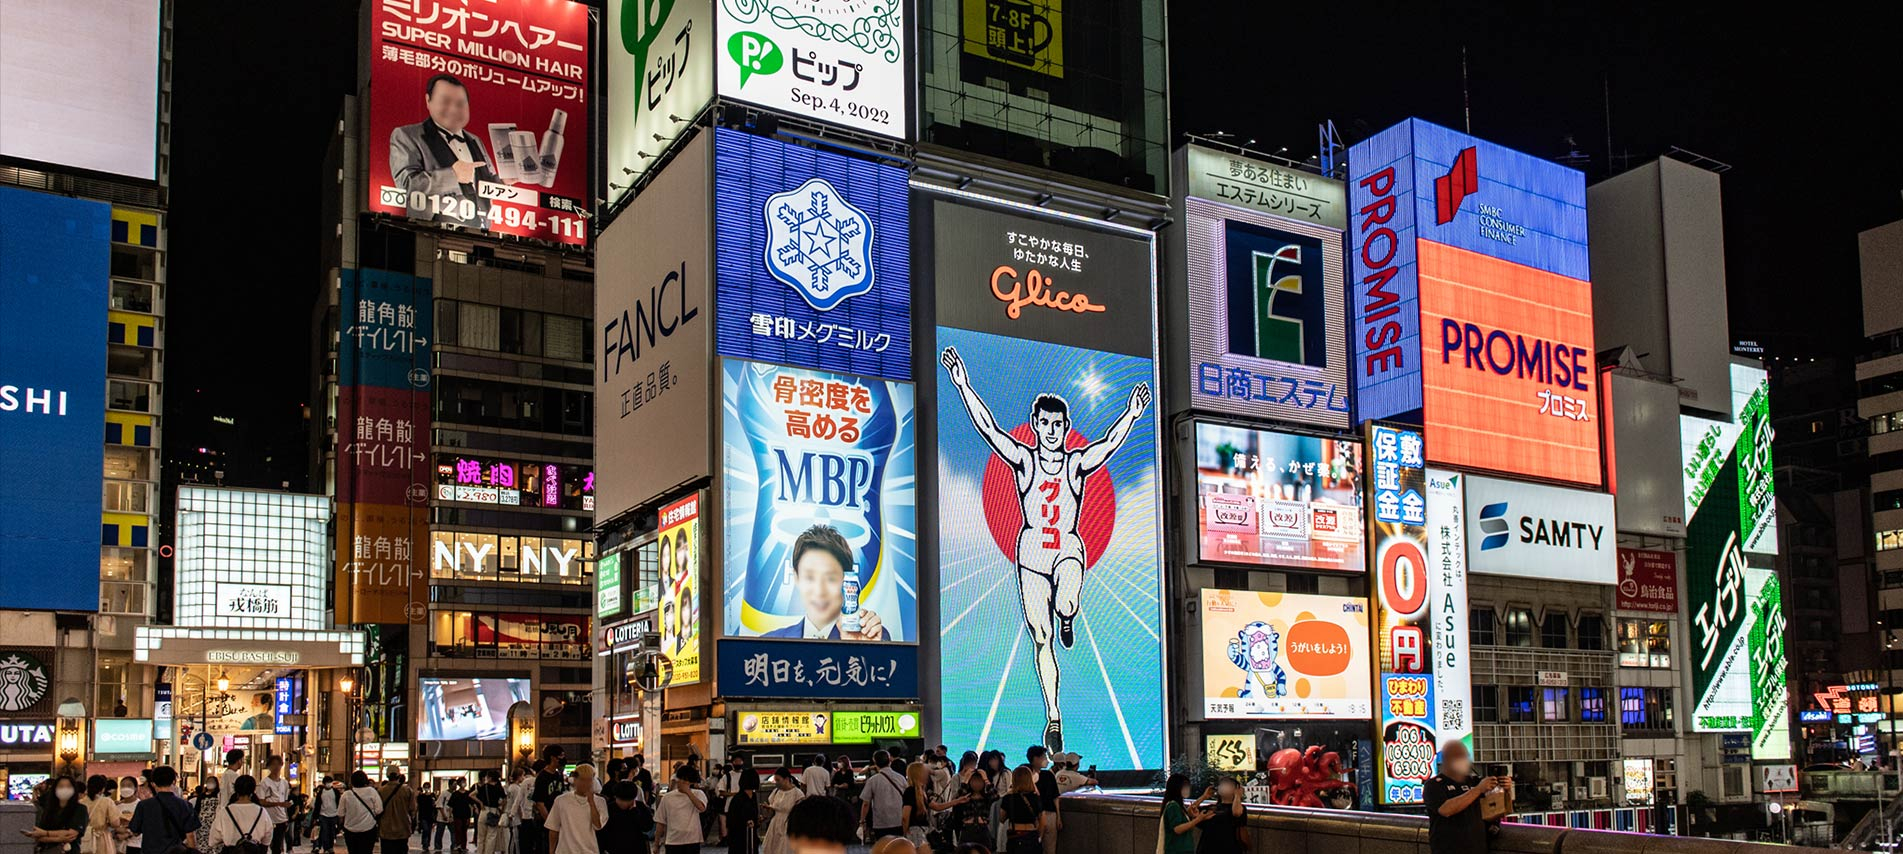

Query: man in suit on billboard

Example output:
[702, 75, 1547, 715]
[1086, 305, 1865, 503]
[762, 525, 889, 641]
[388, 73, 495, 227]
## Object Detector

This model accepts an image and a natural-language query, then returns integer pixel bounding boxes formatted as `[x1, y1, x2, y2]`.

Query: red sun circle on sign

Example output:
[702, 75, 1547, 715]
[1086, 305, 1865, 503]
[980, 424, 1116, 569]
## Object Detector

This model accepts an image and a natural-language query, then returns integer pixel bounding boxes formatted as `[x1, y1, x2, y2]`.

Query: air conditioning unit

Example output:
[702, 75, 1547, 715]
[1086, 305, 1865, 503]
[1588, 777, 1608, 799]
[1549, 782, 1567, 797]
[1573, 786, 1589, 801]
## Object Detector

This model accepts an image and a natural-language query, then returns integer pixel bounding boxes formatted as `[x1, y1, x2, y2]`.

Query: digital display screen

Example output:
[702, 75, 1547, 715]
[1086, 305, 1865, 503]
[1200, 589, 1372, 720]
[417, 677, 531, 741]
[1193, 422, 1364, 572]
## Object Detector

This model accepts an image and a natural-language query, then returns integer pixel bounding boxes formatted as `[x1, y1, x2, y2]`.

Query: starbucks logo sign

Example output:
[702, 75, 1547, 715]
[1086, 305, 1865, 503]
[0, 651, 51, 713]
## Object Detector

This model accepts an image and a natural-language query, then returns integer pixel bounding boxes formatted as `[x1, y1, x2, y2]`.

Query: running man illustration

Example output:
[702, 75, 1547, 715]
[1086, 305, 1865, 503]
[940, 345, 1151, 752]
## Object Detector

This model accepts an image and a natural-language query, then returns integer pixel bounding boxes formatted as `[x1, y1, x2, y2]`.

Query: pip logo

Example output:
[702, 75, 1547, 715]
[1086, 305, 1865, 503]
[1434, 146, 1478, 225]
[762, 177, 876, 311]
[1478, 501, 1510, 550]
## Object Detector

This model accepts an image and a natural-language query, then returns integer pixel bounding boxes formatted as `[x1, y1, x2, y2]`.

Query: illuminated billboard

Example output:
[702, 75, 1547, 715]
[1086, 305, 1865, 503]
[1199, 589, 1372, 720]
[174, 488, 330, 631]
[1681, 363, 1776, 556]
[368, 0, 590, 245]
[658, 493, 703, 685]
[714, 0, 905, 138]
[1178, 145, 1349, 426]
[1192, 422, 1364, 572]
[0, 187, 107, 612]
[1686, 440, 1789, 759]
[713, 129, 911, 380]
[1425, 469, 1471, 751]
[0, 0, 160, 180]
[605, 0, 713, 201]
[930, 194, 1162, 769]
[721, 360, 916, 643]
[1461, 475, 1615, 584]
[435, 454, 593, 511]
[1366, 423, 1432, 805]
[1348, 118, 1600, 487]
[417, 677, 532, 741]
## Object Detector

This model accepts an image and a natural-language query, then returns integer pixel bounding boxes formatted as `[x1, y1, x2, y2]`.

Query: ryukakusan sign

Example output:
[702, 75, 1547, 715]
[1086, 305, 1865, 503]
[1462, 475, 1615, 584]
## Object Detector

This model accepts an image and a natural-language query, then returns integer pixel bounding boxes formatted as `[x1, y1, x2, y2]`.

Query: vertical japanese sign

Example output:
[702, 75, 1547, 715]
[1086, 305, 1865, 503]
[335, 269, 432, 625]
[606, 0, 713, 202]
[273, 678, 296, 735]
[1688, 454, 1748, 730]
[1366, 423, 1431, 805]
[369, 0, 591, 245]
[714, 0, 905, 138]
[1425, 469, 1470, 751]
[1681, 364, 1778, 556]
[1748, 569, 1789, 760]
[657, 494, 703, 686]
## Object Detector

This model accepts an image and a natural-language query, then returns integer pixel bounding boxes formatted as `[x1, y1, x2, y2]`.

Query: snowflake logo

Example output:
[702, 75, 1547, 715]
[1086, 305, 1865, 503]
[762, 177, 876, 311]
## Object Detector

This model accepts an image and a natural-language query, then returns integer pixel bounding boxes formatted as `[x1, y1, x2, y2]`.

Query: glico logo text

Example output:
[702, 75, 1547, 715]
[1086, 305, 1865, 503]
[1438, 319, 1590, 391]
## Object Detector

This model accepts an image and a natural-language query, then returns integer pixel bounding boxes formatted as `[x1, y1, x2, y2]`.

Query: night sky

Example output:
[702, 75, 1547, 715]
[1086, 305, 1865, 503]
[164, 1, 1903, 483]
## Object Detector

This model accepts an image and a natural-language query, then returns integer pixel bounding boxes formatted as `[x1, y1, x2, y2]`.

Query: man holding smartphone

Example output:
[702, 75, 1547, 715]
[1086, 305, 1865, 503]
[1424, 742, 1513, 854]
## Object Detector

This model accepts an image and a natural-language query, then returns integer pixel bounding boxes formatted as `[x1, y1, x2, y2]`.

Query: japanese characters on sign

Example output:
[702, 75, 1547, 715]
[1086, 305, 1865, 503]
[658, 493, 704, 686]
[1425, 469, 1471, 751]
[368, 0, 591, 245]
[433, 453, 594, 511]
[1366, 423, 1432, 805]
[714, 129, 911, 380]
[1199, 589, 1372, 720]
[1616, 548, 1679, 614]
[606, 0, 713, 202]
[1192, 422, 1364, 572]
[716, 639, 919, 699]
[1184, 144, 1345, 229]
[959, 0, 1064, 79]
[715, 0, 906, 138]
[736, 711, 832, 745]
[1681, 364, 1778, 556]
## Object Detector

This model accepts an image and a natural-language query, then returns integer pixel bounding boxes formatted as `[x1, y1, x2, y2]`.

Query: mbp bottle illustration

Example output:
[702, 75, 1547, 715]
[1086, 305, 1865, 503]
[841, 569, 862, 634]
[536, 109, 567, 188]
[486, 123, 519, 183]
[508, 130, 542, 184]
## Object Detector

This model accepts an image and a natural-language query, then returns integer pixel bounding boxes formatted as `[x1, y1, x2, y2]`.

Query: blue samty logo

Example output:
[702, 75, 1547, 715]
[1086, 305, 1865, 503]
[763, 177, 876, 311]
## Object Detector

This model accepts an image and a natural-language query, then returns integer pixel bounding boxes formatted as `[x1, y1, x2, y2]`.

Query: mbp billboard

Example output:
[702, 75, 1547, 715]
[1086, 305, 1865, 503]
[1199, 589, 1372, 720]
[606, 0, 713, 202]
[929, 193, 1163, 769]
[596, 131, 711, 519]
[714, 0, 905, 138]
[1192, 421, 1364, 572]
[1176, 145, 1349, 426]
[713, 128, 910, 380]
[1462, 475, 1615, 584]
[0, 187, 108, 613]
[369, 0, 590, 245]
[1681, 363, 1777, 556]
[1348, 118, 1600, 487]
[1366, 423, 1432, 805]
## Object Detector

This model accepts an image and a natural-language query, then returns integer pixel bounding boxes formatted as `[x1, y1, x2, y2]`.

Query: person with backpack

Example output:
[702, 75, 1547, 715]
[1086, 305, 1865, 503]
[337, 773, 383, 854]
[375, 773, 416, 854]
[308, 778, 341, 854]
[128, 767, 199, 854]
[209, 776, 274, 854]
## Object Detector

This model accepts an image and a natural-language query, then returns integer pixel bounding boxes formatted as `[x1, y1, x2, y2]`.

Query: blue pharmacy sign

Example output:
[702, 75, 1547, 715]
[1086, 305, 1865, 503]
[0, 187, 109, 612]
[717, 639, 919, 700]
[712, 128, 911, 380]
[339, 269, 434, 391]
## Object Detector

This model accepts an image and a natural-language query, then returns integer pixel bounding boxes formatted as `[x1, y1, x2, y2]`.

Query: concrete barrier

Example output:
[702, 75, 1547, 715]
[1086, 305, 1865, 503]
[1053, 793, 1829, 854]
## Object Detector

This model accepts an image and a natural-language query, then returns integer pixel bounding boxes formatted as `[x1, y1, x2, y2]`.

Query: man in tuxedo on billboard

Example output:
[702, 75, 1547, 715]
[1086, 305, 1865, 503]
[389, 73, 495, 227]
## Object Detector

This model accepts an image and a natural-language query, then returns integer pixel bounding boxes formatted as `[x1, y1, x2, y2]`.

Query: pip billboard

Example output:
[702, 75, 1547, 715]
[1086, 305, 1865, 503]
[0, 187, 108, 613]
[1199, 589, 1372, 720]
[1348, 118, 1600, 487]
[1366, 423, 1432, 805]
[721, 359, 916, 643]
[713, 128, 910, 380]
[605, 0, 713, 201]
[714, 0, 905, 138]
[1179, 146, 1350, 426]
[1681, 363, 1777, 556]
[368, 0, 590, 245]
[1192, 422, 1364, 572]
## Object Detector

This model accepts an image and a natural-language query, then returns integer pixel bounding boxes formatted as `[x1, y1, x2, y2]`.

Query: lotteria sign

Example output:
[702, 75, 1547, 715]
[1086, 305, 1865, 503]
[1349, 119, 1600, 487]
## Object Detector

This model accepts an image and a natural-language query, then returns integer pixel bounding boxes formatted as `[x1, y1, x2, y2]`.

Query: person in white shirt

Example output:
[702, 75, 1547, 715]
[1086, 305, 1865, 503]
[652, 766, 706, 854]
[211, 775, 276, 852]
[798, 757, 831, 800]
[337, 772, 385, 854]
[312, 776, 343, 854]
[259, 757, 293, 854]
[543, 766, 606, 854]
[858, 752, 907, 841]
[218, 750, 248, 809]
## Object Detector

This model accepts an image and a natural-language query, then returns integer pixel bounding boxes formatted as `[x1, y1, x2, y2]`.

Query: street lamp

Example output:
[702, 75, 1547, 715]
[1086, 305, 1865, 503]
[54, 700, 85, 778]
[508, 701, 535, 771]
[216, 670, 230, 692]
[339, 670, 361, 776]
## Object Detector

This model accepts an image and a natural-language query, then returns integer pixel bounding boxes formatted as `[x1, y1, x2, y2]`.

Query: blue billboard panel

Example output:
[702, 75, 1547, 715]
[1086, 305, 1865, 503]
[717, 639, 919, 699]
[1347, 125, 1423, 422]
[721, 359, 917, 643]
[935, 325, 1164, 770]
[339, 269, 433, 391]
[713, 128, 911, 380]
[0, 187, 109, 612]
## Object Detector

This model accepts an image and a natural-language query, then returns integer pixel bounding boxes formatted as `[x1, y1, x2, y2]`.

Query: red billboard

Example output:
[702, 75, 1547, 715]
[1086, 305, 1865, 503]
[1616, 548, 1677, 614]
[368, 0, 590, 245]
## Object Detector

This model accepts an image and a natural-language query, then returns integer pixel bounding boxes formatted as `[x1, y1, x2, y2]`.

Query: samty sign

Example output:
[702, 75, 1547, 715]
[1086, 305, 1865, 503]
[1349, 118, 1600, 487]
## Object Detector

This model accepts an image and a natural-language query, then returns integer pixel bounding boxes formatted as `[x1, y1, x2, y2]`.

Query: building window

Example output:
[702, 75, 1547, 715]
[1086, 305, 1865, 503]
[1618, 619, 1672, 668]
[1878, 488, 1903, 514]
[1580, 687, 1607, 722]
[1541, 611, 1569, 649]
[429, 609, 590, 660]
[1577, 614, 1606, 651]
[1504, 608, 1535, 647]
[1542, 688, 1570, 721]
[459, 302, 500, 350]
[545, 315, 585, 362]
[1880, 529, 1903, 552]
[1621, 687, 1674, 732]
[1872, 410, 1903, 434]
[108, 379, 152, 412]
[1507, 687, 1536, 723]
[1471, 608, 1497, 646]
[1473, 685, 1498, 725]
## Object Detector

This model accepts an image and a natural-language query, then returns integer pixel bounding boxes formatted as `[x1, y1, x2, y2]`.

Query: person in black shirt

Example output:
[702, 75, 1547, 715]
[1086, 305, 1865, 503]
[447, 780, 476, 854]
[1423, 742, 1511, 854]
[596, 782, 650, 854]
[1195, 777, 1245, 854]
[129, 766, 200, 854]
[629, 756, 655, 806]
[1026, 746, 1060, 854]
[724, 758, 760, 854]
[418, 785, 439, 852]
[525, 745, 566, 854]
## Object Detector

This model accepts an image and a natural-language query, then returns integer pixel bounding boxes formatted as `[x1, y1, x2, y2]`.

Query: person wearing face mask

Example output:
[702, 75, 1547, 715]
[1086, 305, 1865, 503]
[82, 775, 124, 854]
[26, 775, 89, 854]
[192, 780, 223, 851]
[1157, 774, 1212, 854]
[1195, 777, 1246, 854]
[1425, 742, 1512, 854]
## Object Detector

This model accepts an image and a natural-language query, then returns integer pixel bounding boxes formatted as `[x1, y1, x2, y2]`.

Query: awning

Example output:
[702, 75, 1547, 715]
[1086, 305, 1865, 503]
[134, 626, 367, 668]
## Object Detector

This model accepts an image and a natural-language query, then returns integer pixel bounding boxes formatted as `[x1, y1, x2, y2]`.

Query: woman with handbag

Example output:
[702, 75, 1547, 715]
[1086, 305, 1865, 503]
[25, 775, 89, 854]
[337, 772, 384, 854]
[82, 776, 124, 854]
[998, 768, 1043, 854]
